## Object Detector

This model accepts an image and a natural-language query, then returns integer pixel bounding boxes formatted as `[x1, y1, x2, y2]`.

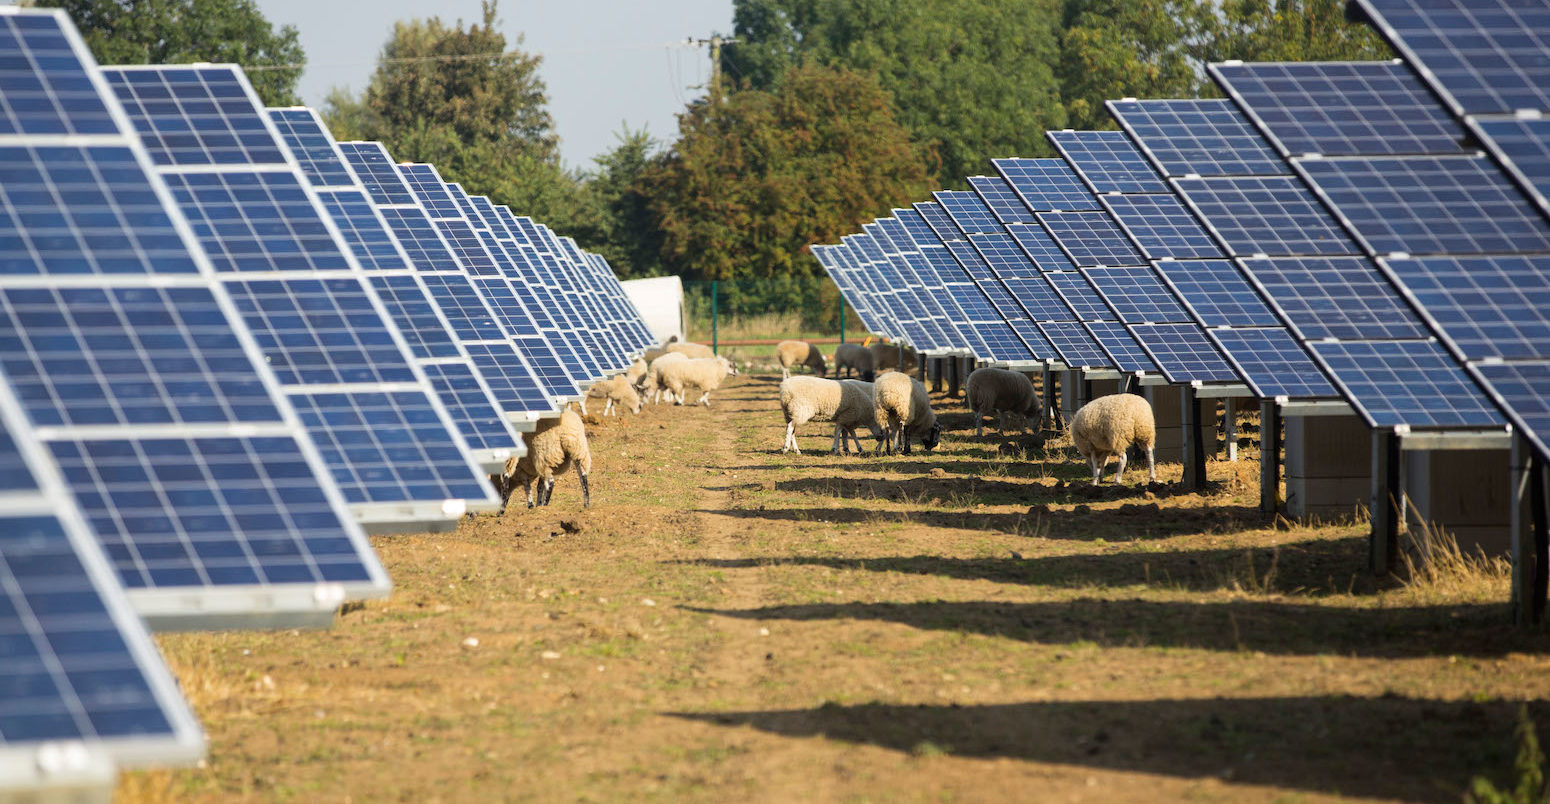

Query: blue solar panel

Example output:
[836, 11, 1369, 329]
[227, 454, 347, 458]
[968, 175, 1039, 223]
[336, 142, 417, 206]
[1239, 256, 1430, 340]
[1172, 175, 1355, 256]
[1046, 272, 1113, 321]
[1128, 323, 1241, 383]
[1471, 361, 1550, 461]
[1005, 223, 1077, 271]
[1154, 259, 1280, 327]
[1039, 321, 1111, 367]
[397, 164, 462, 218]
[1047, 130, 1169, 194]
[0, 12, 116, 136]
[162, 170, 355, 273]
[1464, 116, 1550, 218]
[102, 66, 285, 167]
[1210, 60, 1468, 157]
[0, 144, 201, 275]
[315, 188, 412, 271]
[990, 158, 1098, 212]
[375, 205, 464, 272]
[1085, 321, 1159, 373]
[1208, 327, 1339, 399]
[1295, 154, 1550, 255]
[1100, 195, 1225, 260]
[366, 275, 461, 359]
[1352, 0, 1550, 116]
[1109, 98, 1290, 177]
[1383, 254, 1550, 360]
[1309, 339, 1508, 428]
[418, 362, 519, 452]
[267, 108, 355, 188]
[915, 202, 966, 242]
[1083, 266, 1191, 323]
[934, 190, 1004, 234]
[1037, 211, 1146, 267]
[224, 278, 418, 386]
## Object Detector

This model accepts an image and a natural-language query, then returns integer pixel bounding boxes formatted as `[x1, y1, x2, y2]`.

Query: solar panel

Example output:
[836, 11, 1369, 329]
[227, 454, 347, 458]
[1047, 130, 1169, 193]
[989, 158, 1099, 212]
[1036, 211, 1146, 267]
[1039, 321, 1110, 367]
[1208, 327, 1340, 399]
[100, 66, 285, 166]
[1171, 175, 1355, 256]
[1100, 194, 1225, 260]
[1083, 266, 1192, 323]
[1294, 154, 1550, 255]
[1154, 259, 1281, 327]
[1210, 60, 1468, 157]
[1128, 323, 1242, 383]
[267, 108, 357, 188]
[1463, 115, 1550, 218]
[968, 174, 1039, 223]
[1085, 321, 1160, 373]
[0, 11, 117, 137]
[934, 190, 1004, 234]
[1109, 98, 1290, 177]
[941, 242, 1056, 360]
[1004, 223, 1077, 271]
[1382, 254, 1550, 360]
[1046, 271, 1114, 321]
[1471, 361, 1550, 462]
[1351, 0, 1550, 116]
[1238, 256, 1431, 340]
[915, 202, 966, 242]
[1310, 339, 1508, 428]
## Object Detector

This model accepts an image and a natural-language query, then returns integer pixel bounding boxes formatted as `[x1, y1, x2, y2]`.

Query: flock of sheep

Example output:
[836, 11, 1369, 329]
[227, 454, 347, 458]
[486, 336, 1160, 513]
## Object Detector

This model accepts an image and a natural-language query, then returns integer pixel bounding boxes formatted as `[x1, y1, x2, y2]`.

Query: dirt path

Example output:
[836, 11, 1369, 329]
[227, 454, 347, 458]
[140, 372, 1550, 803]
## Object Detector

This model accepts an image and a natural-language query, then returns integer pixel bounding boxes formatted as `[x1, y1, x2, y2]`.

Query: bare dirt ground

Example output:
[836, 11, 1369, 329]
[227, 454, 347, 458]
[133, 372, 1550, 803]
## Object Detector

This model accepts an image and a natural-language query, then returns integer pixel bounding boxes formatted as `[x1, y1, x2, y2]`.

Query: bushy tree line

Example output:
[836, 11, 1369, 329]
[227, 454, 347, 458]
[51, 0, 1391, 328]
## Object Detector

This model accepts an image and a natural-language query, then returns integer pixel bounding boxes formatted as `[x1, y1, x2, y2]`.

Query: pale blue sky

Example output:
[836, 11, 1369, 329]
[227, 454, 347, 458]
[254, 0, 734, 169]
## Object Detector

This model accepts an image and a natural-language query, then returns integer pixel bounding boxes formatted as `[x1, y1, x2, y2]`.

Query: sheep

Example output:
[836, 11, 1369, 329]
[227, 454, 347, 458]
[665, 340, 715, 359]
[585, 375, 641, 416]
[776, 340, 827, 379]
[965, 367, 1042, 437]
[872, 370, 941, 455]
[832, 342, 875, 381]
[1071, 393, 1156, 486]
[869, 341, 919, 376]
[643, 352, 689, 403]
[778, 376, 879, 455]
[496, 408, 592, 509]
[658, 355, 738, 406]
[625, 357, 648, 390]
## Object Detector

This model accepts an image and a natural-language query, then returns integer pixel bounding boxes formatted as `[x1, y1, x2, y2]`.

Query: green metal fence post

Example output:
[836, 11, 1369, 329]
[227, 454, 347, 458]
[711, 280, 719, 356]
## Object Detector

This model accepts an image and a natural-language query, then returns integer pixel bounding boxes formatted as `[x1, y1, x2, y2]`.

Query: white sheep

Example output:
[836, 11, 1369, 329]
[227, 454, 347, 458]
[585, 375, 641, 416]
[659, 355, 738, 406]
[665, 341, 715, 359]
[869, 342, 919, 376]
[625, 357, 648, 391]
[643, 352, 689, 403]
[776, 340, 827, 379]
[965, 367, 1041, 437]
[779, 376, 878, 455]
[496, 408, 592, 509]
[1071, 393, 1156, 486]
[832, 343, 875, 381]
[872, 370, 940, 455]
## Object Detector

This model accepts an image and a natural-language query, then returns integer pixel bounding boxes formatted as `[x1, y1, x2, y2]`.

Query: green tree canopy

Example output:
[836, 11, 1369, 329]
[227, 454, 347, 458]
[41, 0, 305, 105]
[643, 62, 929, 286]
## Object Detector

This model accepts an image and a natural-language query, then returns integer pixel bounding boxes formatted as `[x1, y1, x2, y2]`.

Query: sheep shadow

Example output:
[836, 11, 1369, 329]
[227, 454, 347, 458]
[674, 536, 1382, 596]
[669, 695, 1538, 802]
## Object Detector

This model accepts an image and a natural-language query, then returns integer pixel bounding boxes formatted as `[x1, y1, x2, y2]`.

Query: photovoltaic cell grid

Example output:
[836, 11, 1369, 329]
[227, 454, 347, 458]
[1048, 130, 1169, 194]
[1154, 260, 1281, 327]
[1084, 321, 1159, 373]
[1128, 323, 1241, 383]
[989, 158, 1098, 212]
[1208, 327, 1339, 399]
[100, 66, 285, 167]
[1240, 256, 1431, 340]
[894, 212, 1021, 359]
[1036, 211, 1145, 267]
[934, 190, 1004, 235]
[1384, 255, 1550, 361]
[1466, 116, 1550, 219]
[915, 202, 965, 242]
[1038, 321, 1109, 368]
[1099, 194, 1225, 260]
[1311, 339, 1508, 428]
[0, 11, 390, 622]
[1210, 60, 1468, 157]
[1351, 0, 1550, 117]
[968, 175, 1038, 224]
[1472, 362, 1550, 462]
[1171, 175, 1355, 257]
[1083, 266, 1191, 323]
[1294, 154, 1550, 256]
[895, 207, 980, 354]
[1046, 271, 1113, 321]
[1109, 98, 1291, 178]
[1004, 223, 1076, 272]
[0, 12, 117, 136]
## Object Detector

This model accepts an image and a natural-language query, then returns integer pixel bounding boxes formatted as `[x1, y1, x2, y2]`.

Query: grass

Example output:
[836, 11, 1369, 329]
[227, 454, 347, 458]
[119, 373, 1550, 803]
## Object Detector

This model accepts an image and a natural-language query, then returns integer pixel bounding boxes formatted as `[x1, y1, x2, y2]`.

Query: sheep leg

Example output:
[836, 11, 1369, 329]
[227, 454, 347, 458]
[578, 466, 590, 509]
[541, 478, 555, 506]
[783, 421, 798, 454]
[1113, 450, 1129, 484]
[1089, 455, 1103, 486]
[974, 409, 984, 438]
[998, 410, 1007, 433]
[524, 479, 536, 509]
[699, 391, 710, 406]
[830, 424, 844, 455]
[1146, 445, 1156, 483]
[901, 429, 912, 456]
[782, 367, 790, 379]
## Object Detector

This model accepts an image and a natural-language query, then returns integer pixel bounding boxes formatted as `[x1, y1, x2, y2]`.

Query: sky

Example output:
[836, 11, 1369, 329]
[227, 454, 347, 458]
[254, 0, 735, 169]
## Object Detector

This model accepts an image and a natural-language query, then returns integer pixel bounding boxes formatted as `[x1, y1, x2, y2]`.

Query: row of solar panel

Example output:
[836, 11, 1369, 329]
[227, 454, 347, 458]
[0, 7, 656, 792]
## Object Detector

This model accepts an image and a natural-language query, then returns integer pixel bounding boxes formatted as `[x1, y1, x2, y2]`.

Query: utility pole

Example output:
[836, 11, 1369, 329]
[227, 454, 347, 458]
[684, 34, 740, 100]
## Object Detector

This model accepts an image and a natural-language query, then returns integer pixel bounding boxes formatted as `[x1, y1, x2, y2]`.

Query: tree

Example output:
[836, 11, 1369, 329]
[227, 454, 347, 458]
[40, 0, 305, 106]
[578, 128, 667, 279]
[724, 0, 1067, 184]
[643, 62, 929, 322]
[1207, 0, 1392, 63]
[1058, 0, 1216, 131]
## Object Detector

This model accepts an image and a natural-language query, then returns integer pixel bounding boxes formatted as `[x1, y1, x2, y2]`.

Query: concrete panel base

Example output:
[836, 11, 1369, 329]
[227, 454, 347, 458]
[1405, 448, 1512, 557]
[1145, 387, 1217, 465]
[1284, 414, 1370, 522]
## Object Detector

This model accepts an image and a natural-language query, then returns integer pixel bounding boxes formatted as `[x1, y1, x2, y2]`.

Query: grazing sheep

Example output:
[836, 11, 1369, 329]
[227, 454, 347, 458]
[776, 340, 827, 379]
[497, 409, 592, 509]
[665, 340, 715, 359]
[643, 352, 689, 403]
[586, 375, 641, 416]
[1071, 393, 1156, 486]
[659, 355, 738, 406]
[625, 357, 648, 390]
[869, 341, 919, 376]
[965, 367, 1041, 437]
[872, 371, 941, 455]
[779, 376, 878, 455]
[833, 343, 875, 381]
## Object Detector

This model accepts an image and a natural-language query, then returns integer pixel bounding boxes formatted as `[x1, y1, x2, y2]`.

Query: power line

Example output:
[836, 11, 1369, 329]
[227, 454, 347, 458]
[243, 40, 700, 72]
